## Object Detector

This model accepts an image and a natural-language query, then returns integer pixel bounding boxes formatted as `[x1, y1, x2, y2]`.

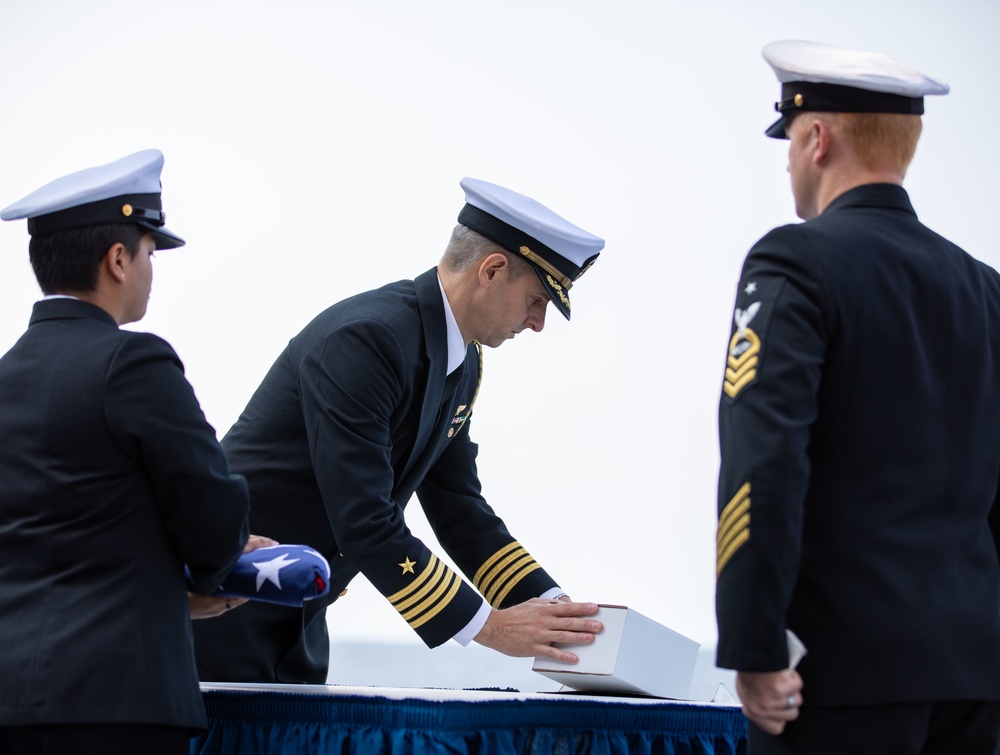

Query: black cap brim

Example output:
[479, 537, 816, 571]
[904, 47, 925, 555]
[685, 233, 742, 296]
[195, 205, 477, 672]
[766, 114, 790, 139]
[532, 265, 572, 321]
[140, 221, 185, 250]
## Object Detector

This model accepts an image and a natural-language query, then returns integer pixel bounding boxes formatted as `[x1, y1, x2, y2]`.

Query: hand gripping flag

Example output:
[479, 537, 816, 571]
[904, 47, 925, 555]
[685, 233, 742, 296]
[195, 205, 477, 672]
[190, 544, 331, 607]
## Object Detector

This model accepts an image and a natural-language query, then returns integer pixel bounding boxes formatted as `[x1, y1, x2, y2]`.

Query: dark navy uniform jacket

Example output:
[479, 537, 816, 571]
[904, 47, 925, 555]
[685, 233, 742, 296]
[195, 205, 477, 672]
[0, 299, 250, 729]
[193, 268, 557, 684]
[716, 184, 1000, 706]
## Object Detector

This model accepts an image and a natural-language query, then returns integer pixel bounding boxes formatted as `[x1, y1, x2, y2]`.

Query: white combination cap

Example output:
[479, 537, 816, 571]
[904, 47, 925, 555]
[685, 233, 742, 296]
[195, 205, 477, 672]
[457, 177, 603, 320]
[1, 149, 184, 248]
[761, 40, 949, 139]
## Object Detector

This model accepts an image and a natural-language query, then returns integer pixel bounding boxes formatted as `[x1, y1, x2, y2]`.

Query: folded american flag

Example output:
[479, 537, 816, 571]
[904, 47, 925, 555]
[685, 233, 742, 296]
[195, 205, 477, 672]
[197, 544, 331, 607]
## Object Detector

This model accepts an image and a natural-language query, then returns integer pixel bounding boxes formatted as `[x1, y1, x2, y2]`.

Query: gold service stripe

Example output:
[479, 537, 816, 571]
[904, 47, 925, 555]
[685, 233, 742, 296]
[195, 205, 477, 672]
[473, 542, 523, 587]
[717, 498, 750, 544]
[717, 512, 750, 556]
[716, 483, 751, 576]
[408, 572, 462, 629]
[717, 529, 750, 577]
[392, 557, 448, 614]
[388, 554, 438, 604]
[478, 549, 532, 599]
[492, 562, 543, 606]
[718, 483, 750, 529]
[483, 553, 535, 604]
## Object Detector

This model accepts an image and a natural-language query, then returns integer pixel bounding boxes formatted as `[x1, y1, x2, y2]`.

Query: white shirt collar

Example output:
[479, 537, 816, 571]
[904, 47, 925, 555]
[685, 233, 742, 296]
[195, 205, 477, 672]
[41, 294, 80, 301]
[436, 272, 467, 375]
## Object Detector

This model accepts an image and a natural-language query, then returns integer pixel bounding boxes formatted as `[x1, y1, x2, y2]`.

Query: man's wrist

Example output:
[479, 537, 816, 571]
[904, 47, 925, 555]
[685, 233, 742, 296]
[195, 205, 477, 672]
[540, 586, 567, 601]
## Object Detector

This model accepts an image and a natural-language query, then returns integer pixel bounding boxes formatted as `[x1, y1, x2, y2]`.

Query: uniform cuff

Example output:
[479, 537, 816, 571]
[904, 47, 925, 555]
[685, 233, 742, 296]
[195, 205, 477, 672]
[451, 599, 492, 646]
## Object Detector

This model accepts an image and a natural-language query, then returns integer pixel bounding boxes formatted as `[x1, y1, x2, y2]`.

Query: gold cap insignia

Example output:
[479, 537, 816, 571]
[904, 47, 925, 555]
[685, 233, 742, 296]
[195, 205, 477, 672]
[520, 245, 572, 290]
[546, 274, 570, 309]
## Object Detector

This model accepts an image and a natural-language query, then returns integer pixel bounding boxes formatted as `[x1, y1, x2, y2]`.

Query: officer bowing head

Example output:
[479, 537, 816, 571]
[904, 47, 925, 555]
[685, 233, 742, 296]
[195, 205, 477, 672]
[439, 177, 604, 348]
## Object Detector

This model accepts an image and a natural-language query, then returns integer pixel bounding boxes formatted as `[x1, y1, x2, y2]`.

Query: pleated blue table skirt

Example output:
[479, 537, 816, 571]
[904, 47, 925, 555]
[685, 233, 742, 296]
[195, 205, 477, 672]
[192, 684, 747, 754]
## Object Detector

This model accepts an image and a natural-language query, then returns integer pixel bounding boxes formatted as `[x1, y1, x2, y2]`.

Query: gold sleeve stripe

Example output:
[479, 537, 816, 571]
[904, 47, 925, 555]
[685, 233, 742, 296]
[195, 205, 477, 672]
[387, 553, 464, 630]
[408, 572, 462, 629]
[478, 550, 532, 599]
[387, 554, 439, 604]
[717, 489, 751, 541]
[717, 483, 751, 577]
[483, 553, 535, 604]
[473, 542, 523, 586]
[474, 542, 543, 605]
[717, 529, 750, 577]
[400, 568, 455, 622]
[391, 557, 446, 613]
[492, 562, 543, 606]
[718, 511, 750, 556]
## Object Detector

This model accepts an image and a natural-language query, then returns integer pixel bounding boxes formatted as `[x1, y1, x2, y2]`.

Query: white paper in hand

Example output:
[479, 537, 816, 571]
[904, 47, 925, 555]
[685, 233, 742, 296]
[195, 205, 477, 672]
[786, 629, 807, 669]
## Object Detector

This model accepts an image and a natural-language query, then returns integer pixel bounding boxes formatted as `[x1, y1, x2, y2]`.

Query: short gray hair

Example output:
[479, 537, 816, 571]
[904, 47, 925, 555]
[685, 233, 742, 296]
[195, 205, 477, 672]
[440, 224, 533, 279]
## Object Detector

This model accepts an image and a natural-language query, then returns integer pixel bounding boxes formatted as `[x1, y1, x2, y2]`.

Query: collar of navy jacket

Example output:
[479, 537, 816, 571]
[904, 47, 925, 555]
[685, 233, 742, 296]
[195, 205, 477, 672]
[29, 297, 117, 329]
[396, 268, 480, 494]
[822, 182, 916, 218]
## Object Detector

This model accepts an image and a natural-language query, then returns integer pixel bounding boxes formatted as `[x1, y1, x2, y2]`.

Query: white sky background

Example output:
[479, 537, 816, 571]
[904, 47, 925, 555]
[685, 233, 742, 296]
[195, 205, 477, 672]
[1, 0, 998, 660]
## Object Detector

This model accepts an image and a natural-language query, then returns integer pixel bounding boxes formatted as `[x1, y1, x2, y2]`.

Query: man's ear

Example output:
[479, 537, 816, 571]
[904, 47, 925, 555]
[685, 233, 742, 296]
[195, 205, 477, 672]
[812, 118, 832, 165]
[103, 242, 128, 284]
[478, 252, 509, 287]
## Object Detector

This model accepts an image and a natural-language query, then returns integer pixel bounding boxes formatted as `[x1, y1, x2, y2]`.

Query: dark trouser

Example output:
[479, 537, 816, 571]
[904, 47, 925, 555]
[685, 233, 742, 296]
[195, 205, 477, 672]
[0, 724, 192, 755]
[749, 700, 1000, 755]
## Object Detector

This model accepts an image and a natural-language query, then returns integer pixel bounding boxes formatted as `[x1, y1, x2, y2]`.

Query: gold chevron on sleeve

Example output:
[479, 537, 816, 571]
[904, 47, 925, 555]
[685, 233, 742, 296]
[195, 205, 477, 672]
[717, 482, 751, 577]
[387, 554, 463, 629]
[473, 542, 542, 607]
[723, 329, 761, 398]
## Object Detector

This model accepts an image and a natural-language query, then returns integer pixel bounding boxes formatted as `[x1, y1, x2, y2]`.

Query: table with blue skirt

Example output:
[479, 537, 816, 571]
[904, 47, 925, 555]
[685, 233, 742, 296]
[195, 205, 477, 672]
[192, 683, 747, 754]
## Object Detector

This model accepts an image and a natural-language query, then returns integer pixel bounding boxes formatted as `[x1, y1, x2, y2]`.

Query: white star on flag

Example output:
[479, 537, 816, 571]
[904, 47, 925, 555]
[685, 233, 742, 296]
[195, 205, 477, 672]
[744, 281, 757, 295]
[253, 553, 300, 592]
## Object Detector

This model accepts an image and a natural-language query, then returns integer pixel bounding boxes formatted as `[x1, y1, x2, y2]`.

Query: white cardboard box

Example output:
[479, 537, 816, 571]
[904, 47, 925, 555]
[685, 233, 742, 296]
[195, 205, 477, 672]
[532, 605, 700, 699]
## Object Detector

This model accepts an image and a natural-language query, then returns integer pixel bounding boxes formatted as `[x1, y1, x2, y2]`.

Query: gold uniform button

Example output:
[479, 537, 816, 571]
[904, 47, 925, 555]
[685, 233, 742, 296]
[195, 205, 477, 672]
[338, 589, 349, 597]
[793, 93, 804, 107]
[121, 204, 133, 217]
